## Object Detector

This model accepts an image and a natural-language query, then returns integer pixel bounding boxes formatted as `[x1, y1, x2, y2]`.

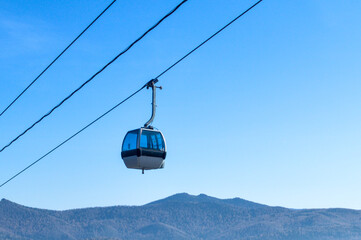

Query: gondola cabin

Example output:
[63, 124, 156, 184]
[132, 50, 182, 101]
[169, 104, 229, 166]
[121, 127, 166, 172]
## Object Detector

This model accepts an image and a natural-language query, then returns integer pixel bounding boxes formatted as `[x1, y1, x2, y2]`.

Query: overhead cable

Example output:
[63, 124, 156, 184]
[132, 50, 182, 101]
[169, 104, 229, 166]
[0, 0, 263, 189]
[0, 0, 188, 153]
[0, 85, 146, 189]
[0, 0, 118, 118]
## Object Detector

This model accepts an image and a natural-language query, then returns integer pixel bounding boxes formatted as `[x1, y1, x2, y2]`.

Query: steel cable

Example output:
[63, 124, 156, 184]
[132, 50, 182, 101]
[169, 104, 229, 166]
[0, 0, 188, 153]
[0, 0, 118, 118]
[0, 0, 263, 189]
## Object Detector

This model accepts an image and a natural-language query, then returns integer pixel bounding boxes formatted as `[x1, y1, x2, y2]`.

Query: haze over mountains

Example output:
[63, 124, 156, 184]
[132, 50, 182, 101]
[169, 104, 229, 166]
[1, 193, 361, 240]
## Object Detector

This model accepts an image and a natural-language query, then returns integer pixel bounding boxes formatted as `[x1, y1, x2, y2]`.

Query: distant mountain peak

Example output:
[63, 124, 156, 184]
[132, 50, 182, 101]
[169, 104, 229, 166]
[146, 193, 213, 205]
[0, 198, 26, 210]
[146, 193, 267, 209]
[0, 198, 14, 205]
[198, 193, 208, 197]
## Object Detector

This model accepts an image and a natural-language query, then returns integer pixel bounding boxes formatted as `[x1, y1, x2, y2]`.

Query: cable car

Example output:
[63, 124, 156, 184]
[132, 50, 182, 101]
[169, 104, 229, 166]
[121, 79, 166, 174]
[121, 127, 166, 171]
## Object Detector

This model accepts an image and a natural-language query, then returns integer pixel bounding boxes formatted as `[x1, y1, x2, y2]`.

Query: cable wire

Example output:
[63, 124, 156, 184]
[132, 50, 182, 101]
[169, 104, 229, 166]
[0, 0, 188, 154]
[0, 0, 263, 189]
[0, 85, 147, 189]
[0, 0, 117, 118]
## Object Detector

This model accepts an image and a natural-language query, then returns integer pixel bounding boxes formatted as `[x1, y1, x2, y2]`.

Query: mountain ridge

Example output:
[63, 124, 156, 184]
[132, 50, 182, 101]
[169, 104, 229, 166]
[1, 193, 361, 240]
[145, 193, 269, 209]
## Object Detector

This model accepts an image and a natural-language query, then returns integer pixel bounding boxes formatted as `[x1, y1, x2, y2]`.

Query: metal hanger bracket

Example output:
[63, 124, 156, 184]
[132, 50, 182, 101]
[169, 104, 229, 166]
[144, 79, 162, 128]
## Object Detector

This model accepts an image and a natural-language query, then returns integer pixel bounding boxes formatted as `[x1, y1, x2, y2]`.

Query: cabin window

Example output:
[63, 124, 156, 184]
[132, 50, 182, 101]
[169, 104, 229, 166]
[140, 130, 165, 151]
[122, 131, 138, 151]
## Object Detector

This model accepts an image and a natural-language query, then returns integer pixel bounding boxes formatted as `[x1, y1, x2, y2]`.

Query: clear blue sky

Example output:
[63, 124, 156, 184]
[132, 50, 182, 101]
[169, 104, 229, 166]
[1, 0, 361, 210]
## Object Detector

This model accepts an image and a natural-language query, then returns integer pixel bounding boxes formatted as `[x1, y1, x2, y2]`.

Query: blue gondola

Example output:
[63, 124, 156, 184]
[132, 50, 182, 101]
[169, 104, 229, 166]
[121, 79, 166, 174]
